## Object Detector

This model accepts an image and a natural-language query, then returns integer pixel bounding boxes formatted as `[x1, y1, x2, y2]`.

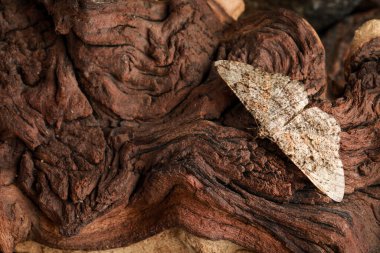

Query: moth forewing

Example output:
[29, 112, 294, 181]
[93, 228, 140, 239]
[274, 108, 345, 202]
[214, 60, 345, 202]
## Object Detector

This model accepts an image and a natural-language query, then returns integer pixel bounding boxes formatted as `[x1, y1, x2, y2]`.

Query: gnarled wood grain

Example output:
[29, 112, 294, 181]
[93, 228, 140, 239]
[0, 0, 379, 252]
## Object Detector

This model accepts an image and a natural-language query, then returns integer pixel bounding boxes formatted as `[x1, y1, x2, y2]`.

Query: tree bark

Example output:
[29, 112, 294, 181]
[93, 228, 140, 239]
[0, 0, 379, 252]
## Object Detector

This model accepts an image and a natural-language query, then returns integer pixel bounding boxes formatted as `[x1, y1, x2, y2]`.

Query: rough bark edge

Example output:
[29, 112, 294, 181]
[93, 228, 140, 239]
[15, 229, 252, 253]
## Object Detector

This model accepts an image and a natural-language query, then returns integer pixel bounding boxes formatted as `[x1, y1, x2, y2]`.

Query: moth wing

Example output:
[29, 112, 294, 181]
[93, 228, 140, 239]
[273, 107, 345, 202]
[215, 60, 345, 201]
[214, 60, 309, 133]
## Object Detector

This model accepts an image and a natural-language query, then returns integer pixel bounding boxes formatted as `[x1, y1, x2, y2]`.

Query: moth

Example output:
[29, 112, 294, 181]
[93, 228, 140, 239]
[215, 60, 345, 202]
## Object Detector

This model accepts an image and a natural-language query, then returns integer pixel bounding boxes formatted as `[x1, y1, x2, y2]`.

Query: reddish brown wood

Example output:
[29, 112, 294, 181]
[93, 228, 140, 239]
[322, 8, 380, 97]
[0, 0, 379, 252]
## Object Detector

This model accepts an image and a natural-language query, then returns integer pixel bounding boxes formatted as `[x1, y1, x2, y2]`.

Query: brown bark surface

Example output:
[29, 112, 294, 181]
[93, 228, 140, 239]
[15, 229, 252, 253]
[322, 8, 380, 97]
[0, 0, 379, 252]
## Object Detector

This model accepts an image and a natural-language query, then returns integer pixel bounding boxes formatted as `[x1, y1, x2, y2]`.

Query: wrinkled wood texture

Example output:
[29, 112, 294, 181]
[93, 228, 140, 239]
[0, 0, 379, 252]
[15, 229, 252, 253]
[322, 8, 380, 96]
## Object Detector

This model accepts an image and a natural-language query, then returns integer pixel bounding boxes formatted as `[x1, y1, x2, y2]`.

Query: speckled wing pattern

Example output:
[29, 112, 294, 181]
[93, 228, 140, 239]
[214, 60, 345, 202]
